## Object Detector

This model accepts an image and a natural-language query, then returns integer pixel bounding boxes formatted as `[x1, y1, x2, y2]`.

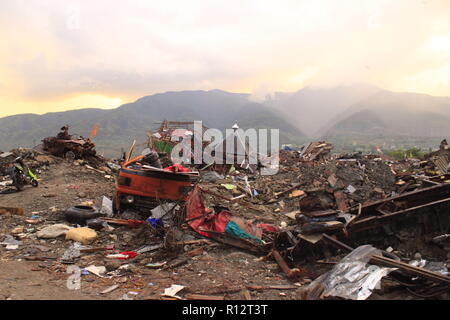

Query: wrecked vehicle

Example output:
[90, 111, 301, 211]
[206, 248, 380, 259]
[39, 125, 98, 161]
[113, 142, 199, 213]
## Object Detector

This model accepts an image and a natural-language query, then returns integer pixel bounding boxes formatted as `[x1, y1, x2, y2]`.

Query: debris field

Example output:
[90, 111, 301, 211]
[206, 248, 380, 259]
[0, 128, 449, 300]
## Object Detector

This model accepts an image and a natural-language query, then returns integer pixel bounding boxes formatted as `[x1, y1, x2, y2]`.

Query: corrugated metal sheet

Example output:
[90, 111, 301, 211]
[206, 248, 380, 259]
[432, 154, 449, 174]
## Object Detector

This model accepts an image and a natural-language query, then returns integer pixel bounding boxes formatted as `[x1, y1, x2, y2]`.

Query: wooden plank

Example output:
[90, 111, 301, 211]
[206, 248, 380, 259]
[0, 206, 25, 216]
[185, 294, 225, 300]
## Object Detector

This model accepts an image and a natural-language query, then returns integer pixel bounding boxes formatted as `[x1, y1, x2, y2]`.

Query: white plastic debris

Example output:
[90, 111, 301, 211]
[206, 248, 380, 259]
[37, 224, 72, 239]
[408, 259, 427, 268]
[107, 254, 129, 259]
[0, 235, 22, 247]
[150, 203, 176, 219]
[0, 180, 12, 187]
[425, 261, 449, 276]
[100, 196, 113, 217]
[135, 244, 162, 254]
[346, 185, 357, 194]
[84, 265, 107, 278]
[61, 243, 82, 263]
[163, 284, 185, 298]
[100, 284, 119, 295]
[306, 245, 396, 300]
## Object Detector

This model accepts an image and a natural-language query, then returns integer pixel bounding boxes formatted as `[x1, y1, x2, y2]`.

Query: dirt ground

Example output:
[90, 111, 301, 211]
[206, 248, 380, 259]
[0, 159, 446, 301]
[0, 161, 308, 300]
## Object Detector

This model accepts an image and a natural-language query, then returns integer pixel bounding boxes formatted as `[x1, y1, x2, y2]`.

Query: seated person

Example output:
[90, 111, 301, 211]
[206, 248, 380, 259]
[57, 125, 72, 140]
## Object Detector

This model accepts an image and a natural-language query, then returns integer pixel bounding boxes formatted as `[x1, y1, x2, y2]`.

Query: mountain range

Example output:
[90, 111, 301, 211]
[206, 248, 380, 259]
[0, 86, 449, 157]
[0, 89, 307, 157]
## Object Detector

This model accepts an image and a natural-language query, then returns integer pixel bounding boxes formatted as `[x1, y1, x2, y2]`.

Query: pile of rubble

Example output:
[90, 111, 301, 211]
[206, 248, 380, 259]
[0, 138, 449, 301]
[190, 141, 450, 299]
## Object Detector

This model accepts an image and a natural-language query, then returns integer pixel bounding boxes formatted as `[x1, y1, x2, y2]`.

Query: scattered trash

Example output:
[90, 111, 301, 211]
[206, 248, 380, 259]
[145, 262, 167, 269]
[0, 134, 449, 301]
[150, 203, 176, 219]
[60, 243, 82, 264]
[106, 251, 138, 260]
[100, 284, 120, 295]
[99, 196, 113, 217]
[0, 235, 22, 249]
[221, 184, 236, 190]
[163, 284, 185, 298]
[304, 245, 396, 300]
[36, 224, 73, 239]
[84, 265, 107, 278]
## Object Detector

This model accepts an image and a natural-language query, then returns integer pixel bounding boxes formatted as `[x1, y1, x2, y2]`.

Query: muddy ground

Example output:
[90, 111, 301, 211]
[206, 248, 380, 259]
[0, 161, 310, 300]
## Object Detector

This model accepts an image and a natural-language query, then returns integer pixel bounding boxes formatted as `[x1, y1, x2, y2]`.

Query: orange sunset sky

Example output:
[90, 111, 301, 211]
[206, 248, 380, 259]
[0, 0, 449, 118]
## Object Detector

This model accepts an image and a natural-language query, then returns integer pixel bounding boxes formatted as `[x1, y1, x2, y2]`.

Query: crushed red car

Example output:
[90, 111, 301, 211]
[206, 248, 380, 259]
[113, 142, 199, 213]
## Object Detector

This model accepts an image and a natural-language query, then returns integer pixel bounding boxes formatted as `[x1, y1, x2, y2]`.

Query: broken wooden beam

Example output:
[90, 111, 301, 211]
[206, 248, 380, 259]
[272, 249, 303, 280]
[274, 184, 302, 198]
[247, 284, 299, 291]
[371, 255, 450, 285]
[185, 294, 225, 300]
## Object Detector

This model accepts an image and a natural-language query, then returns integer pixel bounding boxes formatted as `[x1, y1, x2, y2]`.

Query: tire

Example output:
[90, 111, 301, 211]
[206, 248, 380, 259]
[65, 206, 101, 225]
[31, 180, 39, 187]
[65, 151, 76, 162]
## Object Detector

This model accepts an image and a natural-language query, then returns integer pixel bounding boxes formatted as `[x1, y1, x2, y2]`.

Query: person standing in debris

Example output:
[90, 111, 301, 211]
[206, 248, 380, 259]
[57, 125, 71, 140]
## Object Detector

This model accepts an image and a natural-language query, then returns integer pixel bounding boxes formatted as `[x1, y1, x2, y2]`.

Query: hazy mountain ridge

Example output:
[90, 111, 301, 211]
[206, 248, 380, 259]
[0, 86, 449, 157]
[322, 90, 450, 138]
[0, 90, 306, 157]
[266, 84, 382, 137]
[262, 85, 450, 150]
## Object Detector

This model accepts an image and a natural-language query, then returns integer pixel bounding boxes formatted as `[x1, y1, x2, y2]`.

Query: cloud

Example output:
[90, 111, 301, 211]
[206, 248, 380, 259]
[0, 0, 449, 116]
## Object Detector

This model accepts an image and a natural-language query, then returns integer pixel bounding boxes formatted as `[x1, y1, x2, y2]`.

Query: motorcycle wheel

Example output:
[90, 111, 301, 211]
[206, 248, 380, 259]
[65, 151, 76, 162]
[31, 180, 39, 187]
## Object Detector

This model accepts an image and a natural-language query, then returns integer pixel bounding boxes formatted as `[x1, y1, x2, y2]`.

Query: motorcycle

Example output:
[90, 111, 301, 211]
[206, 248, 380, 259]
[6, 156, 39, 191]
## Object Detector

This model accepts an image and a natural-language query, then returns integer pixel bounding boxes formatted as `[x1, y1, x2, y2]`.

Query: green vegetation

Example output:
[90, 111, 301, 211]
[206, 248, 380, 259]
[385, 147, 426, 160]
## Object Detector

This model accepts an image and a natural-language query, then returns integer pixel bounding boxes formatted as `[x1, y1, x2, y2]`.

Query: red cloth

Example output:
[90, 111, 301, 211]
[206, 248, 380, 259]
[186, 187, 279, 239]
[164, 163, 190, 173]
[256, 223, 281, 233]
[185, 187, 231, 237]
[118, 251, 139, 260]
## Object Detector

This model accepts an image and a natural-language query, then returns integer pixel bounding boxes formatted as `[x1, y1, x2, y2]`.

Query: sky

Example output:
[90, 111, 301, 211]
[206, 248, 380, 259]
[0, 0, 449, 117]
